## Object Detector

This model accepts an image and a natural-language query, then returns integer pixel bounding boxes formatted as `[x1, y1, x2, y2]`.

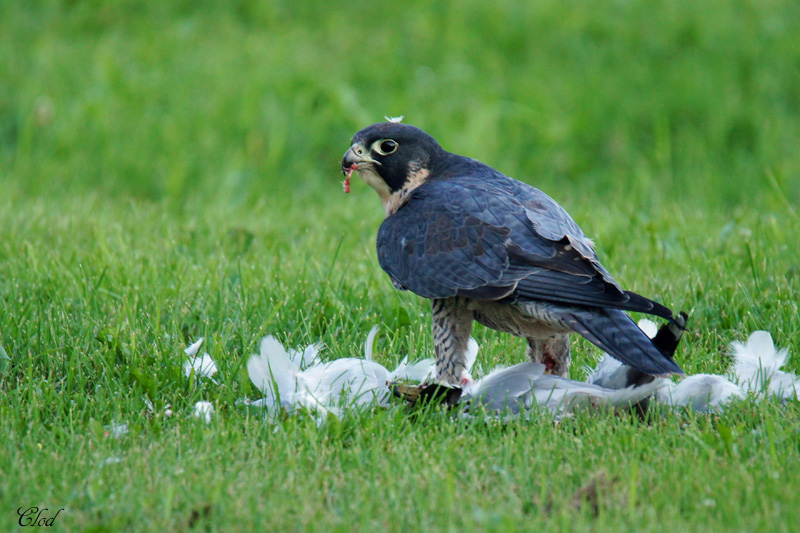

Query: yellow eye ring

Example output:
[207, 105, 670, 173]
[375, 139, 398, 155]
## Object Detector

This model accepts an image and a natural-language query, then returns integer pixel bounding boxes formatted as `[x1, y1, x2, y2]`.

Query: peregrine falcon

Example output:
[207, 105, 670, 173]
[342, 121, 683, 386]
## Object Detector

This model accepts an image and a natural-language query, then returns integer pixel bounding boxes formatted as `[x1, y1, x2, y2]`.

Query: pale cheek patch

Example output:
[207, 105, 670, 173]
[358, 167, 392, 204]
[385, 167, 430, 216]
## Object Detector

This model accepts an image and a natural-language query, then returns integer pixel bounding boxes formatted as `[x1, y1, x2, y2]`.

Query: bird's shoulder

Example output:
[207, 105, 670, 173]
[383, 159, 593, 252]
[377, 158, 622, 290]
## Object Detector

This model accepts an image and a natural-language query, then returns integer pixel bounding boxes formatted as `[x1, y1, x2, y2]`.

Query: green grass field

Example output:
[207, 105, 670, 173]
[2, 0, 800, 530]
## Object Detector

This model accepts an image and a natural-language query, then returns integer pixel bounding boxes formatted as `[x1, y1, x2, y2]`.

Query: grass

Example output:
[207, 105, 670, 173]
[2, 0, 800, 530]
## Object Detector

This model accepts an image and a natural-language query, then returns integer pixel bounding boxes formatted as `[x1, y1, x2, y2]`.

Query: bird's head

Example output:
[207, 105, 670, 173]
[342, 121, 444, 212]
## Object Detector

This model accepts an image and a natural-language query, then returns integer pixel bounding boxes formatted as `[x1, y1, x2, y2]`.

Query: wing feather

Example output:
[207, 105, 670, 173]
[377, 175, 672, 319]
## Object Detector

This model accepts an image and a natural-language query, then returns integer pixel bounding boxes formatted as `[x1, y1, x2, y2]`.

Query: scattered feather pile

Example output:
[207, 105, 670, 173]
[193, 401, 215, 424]
[180, 323, 797, 420]
[732, 331, 799, 400]
[183, 338, 219, 381]
[462, 361, 663, 417]
[245, 332, 391, 416]
[586, 350, 744, 413]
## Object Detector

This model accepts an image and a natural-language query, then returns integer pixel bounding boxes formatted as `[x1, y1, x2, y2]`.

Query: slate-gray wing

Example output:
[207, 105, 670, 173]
[376, 187, 514, 300]
[376, 178, 673, 320]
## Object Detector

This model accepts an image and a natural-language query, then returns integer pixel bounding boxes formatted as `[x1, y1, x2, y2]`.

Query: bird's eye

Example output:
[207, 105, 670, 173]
[376, 139, 398, 155]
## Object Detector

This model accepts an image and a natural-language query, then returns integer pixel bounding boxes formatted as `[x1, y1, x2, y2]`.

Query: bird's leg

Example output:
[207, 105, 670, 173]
[431, 298, 474, 386]
[527, 335, 571, 377]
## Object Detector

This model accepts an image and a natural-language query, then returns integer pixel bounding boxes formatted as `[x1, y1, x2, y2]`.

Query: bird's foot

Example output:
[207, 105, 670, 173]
[390, 381, 463, 407]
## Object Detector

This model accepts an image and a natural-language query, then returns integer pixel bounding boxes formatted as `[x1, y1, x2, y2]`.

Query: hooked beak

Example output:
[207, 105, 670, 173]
[341, 143, 380, 175]
[341, 146, 359, 174]
[341, 143, 371, 193]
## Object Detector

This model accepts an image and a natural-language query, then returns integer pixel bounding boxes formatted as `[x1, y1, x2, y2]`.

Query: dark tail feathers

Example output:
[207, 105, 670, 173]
[562, 308, 685, 376]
